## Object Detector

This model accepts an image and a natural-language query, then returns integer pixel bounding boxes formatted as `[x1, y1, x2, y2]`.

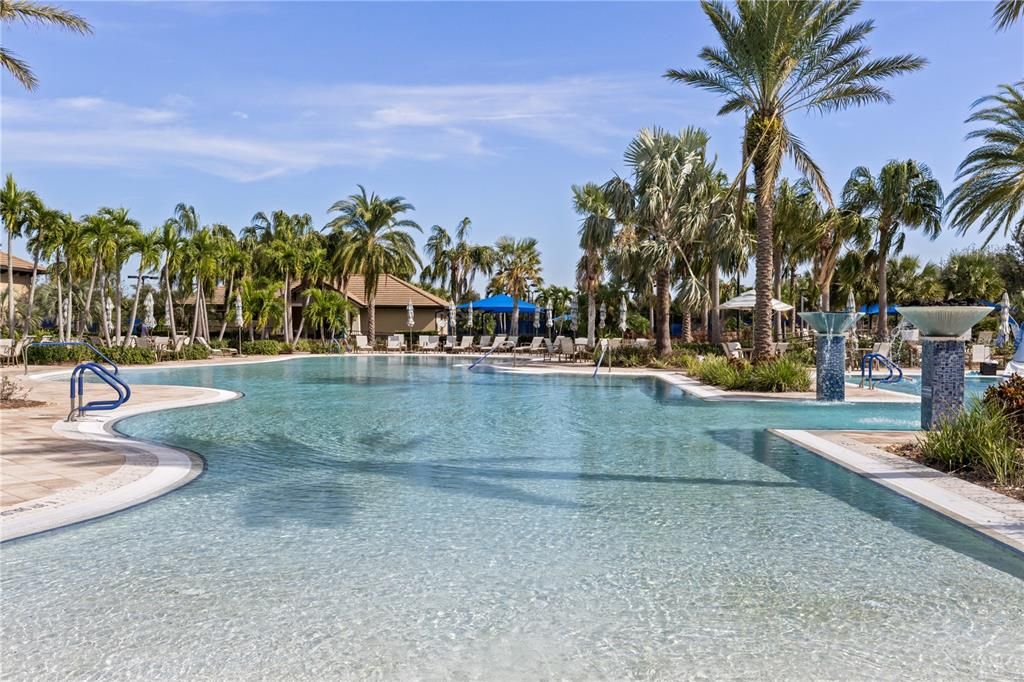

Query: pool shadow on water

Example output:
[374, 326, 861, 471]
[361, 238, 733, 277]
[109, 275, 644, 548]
[709, 429, 1024, 580]
[175, 433, 806, 530]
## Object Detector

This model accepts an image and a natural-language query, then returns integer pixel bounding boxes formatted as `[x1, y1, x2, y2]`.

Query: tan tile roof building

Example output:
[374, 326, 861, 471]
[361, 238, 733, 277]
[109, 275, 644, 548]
[0, 251, 46, 274]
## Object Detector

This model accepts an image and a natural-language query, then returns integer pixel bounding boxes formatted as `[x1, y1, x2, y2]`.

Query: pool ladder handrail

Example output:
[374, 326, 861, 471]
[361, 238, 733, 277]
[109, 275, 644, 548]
[468, 343, 502, 371]
[593, 339, 610, 377]
[859, 352, 903, 388]
[25, 340, 119, 376]
[68, 361, 132, 421]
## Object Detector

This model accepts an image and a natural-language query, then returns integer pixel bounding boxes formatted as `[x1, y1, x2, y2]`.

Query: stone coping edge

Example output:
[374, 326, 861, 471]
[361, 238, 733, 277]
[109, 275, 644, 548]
[770, 428, 1024, 555]
[0, 386, 239, 543]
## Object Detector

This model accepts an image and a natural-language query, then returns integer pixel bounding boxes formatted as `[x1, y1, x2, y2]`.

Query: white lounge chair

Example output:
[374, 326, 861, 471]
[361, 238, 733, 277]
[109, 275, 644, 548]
[977, 331, 994, 346]
[516, 336, 544, 356]
[634, 338, 651, 350]
[484, 335, 506, 352]
[558, 336, 579, 362]
[353, 335, 373, 352]
[387, 335, 404, 351]
[501, 336, 519, 351]
[452, 336, 474, 353]
[721, 342, 744, 360]
[971, 343, 993, 369]
[421, 335, 440, 351]
[197, 336, 238, 356]
[474, 335, 492, 351]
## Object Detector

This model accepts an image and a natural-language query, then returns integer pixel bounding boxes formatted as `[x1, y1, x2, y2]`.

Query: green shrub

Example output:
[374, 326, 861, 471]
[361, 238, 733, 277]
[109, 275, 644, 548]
[671, 341, 722, 356]
[984, 374, 1024, 439]
[26, 344, 91, 365]
[25, 343, 156, 366]
[242, 340, 283, 355]
[694, 356, 745, 390]
[747, 356, 812, 392]
[685, 355, 811, 393]
[919, 401, 1023, 486]
[206, 338, 232, 349]
[172, 344, 211, 361]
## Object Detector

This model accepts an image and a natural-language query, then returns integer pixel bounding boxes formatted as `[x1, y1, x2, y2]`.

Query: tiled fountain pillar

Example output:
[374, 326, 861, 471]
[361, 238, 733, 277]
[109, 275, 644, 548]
[921, 338, 966, 430]
[815, 334, 847, 402]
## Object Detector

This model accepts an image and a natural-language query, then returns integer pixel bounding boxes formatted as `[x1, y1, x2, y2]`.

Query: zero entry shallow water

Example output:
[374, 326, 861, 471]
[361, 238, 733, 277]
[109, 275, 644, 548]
[2, 356, 1023, 680]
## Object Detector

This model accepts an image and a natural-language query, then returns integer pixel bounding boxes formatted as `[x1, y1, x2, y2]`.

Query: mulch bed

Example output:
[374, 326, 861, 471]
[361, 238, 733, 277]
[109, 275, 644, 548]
[0, 399, 48, 410]
[888, 443, 1024, 503]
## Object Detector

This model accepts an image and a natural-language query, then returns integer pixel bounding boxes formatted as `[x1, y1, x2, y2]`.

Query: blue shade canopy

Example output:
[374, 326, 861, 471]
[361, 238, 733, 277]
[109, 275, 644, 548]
[456, 293, 536, 314]
[858, 303, 898, 315]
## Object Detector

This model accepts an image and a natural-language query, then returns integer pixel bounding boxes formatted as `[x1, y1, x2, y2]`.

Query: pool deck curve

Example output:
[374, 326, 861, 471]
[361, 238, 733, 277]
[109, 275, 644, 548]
[2, 353, 1022, 554]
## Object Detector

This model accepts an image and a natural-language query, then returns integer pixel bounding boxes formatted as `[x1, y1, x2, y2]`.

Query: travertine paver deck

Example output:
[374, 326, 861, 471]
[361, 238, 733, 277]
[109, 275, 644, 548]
[1, 373, 209, 508]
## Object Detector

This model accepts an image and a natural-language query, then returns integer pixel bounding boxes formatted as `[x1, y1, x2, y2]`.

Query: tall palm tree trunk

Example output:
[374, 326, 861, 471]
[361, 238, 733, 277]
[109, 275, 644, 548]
[80, 258, 98, 335]
[55, 266, 65, 342]
[752, 159, 776, 362]
[586, 289, 596, 346]
[190, 279, 201, 341]
[511, 300, 520, 335]
[789, 267, 797, 336]
[126, 266, 143, 345]
[876, 225, 891, 339]
[162, 259, 177, 339]
[681, 305, 692, 343]
[5, 231, 13, 336]
[114, 264, 123, 342]
[65, 265, 75, 340]
[773, 251, 783, 340]
[710, 266, 722, 344]
[655, 268, 672, 357]
[368, 293, 376, 341]
[22, 252, 40, 336]
[295, 292, 311, 341]
[218, 274, 235, 341]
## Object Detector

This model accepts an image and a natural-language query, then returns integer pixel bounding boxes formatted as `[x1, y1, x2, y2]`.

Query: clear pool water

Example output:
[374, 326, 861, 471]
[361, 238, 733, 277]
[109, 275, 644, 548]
[2, 357, 1022, 680]
[847, 373, 1004, 400]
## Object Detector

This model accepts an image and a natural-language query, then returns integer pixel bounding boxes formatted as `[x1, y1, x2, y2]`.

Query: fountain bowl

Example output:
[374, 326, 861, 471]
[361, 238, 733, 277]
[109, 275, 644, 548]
[895, 306, 992, 338]
[798, 311, 864, 335]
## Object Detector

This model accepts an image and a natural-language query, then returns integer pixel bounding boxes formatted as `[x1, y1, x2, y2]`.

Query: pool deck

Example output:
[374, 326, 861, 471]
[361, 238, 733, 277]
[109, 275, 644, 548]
[2, 353, 1021, 553]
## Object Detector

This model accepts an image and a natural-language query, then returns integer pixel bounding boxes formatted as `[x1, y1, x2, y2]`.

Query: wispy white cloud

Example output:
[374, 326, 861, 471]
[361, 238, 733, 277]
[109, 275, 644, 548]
[1, 76, 681, 181]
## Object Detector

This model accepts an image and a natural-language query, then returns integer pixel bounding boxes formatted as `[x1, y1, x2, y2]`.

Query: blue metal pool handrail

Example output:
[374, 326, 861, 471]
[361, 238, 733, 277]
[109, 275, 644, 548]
[593, 340, 609, 377]
[859, 352, 903, 388]
[24, 340, 118, 376]
[68, 362, 131, 421]
[468, 344, 501, 371]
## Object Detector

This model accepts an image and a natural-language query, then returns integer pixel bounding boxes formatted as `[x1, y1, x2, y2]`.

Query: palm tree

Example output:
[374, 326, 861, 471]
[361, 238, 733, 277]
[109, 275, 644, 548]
[772, 179, 818, 335]
[886, 256, 943, 304]
[421, 218, 494, 307]
[23, 201, 67, 336]
[216, 238, 250, 341]
[0, 0, 91, 90]
[994, 0, 1023, 29]
[327, 186, 421, 341]
[810, 208, 873, 311]
[572, 183, 615, 346]
[1, 174, 37, 335]
[183, 228, 220, 341]
[947, 83, 1024, 245]
[124, 228, 162, 344]
[97, 207, 140, 341]
[940, 249, 1006, 301]
[604, 127, 719, 356]
[252, 210, 312, 344]
[666, 0, 926, 360]
[489, 236, 543, 333]
[841, 160, 944, 337]
[157, 219, 183, 338]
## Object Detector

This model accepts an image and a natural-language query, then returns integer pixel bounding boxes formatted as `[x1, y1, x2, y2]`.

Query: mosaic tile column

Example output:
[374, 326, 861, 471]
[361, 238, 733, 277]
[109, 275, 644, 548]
[815, 334, 847, 402]
[921, 338, 966, 430]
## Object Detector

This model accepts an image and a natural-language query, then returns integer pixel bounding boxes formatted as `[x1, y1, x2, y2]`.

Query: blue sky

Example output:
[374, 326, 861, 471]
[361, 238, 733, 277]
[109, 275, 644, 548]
[2, 1, 1021, 287]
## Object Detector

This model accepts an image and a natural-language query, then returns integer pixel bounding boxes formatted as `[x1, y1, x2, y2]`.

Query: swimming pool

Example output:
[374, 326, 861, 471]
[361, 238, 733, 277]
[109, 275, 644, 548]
[848, 373, 1004, 400]
[3, 357, 1022, 679]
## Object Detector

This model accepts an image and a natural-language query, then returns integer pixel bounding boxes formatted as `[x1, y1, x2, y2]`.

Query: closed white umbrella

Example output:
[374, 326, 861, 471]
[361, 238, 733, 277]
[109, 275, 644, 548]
[599, 301, 607, 329]
[998, 291, 1011, 345]
[104, 296, 114, 332]
[846, 291, 856, 312]
[570, 297, 579, 333]
[467, 301, 474, 328]
[533, 304, 541, 334]
[234, 293, 244, 327]
[407, 299, 415, 351]
[448, 302, 456, 338]
[619, 295, 628, 333]
[143, 291, 157, 333]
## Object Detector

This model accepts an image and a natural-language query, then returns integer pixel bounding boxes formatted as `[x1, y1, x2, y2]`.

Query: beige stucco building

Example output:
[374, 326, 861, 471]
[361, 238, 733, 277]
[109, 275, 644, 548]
[0, 251, 45, 307]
